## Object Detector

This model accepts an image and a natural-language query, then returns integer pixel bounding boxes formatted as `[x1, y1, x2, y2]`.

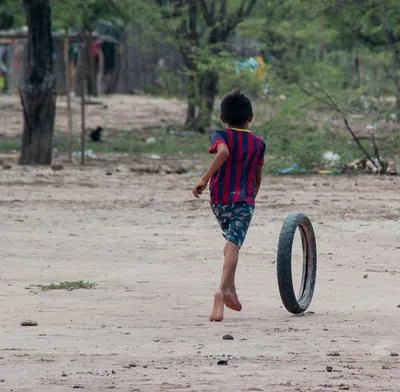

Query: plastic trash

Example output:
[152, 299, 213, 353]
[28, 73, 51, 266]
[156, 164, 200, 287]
[277, 164, 307, 174]
[319, 169, 341, 175]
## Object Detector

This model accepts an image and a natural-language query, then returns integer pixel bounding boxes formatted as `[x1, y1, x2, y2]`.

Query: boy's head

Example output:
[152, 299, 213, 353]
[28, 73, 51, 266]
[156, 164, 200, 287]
[220, 90, 253, 128]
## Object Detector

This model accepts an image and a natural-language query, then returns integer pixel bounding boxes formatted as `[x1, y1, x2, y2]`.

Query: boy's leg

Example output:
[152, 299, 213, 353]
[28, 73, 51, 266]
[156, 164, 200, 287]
[209, 241, 240, 322]
[209, 203, 254, 322]
[220, 241, 241, 310]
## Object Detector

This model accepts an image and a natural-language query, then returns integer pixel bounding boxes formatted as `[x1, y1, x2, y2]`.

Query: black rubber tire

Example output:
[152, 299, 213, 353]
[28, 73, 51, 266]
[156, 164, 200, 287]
[277, 213, 317, 314]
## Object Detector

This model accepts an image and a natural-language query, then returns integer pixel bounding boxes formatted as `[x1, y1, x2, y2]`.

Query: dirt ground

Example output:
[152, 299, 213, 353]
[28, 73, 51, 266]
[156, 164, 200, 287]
[2, 94, 398, 141]
[0, 94, 186, 138]
[0, 158, 399, 392]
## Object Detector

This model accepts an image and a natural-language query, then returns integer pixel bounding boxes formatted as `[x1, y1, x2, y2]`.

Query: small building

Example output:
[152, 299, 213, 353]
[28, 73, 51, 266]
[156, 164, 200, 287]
[0, 27, 120, 95]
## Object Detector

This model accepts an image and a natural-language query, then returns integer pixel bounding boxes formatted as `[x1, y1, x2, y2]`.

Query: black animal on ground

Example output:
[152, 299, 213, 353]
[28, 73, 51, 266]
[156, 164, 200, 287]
[90, 126, 103, 142]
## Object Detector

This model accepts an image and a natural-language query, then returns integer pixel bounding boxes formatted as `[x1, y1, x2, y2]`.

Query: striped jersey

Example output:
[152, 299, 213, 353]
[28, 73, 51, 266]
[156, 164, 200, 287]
[209, 128, 266, 206]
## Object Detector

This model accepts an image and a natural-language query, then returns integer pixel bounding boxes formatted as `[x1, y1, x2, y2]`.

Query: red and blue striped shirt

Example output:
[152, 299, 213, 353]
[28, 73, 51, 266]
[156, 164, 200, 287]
[209, 128, 266, 206]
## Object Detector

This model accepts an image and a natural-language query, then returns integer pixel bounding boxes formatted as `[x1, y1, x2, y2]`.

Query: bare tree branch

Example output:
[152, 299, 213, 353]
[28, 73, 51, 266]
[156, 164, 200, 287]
[299, 84, 338, 111]
[299, 84, 379, 170]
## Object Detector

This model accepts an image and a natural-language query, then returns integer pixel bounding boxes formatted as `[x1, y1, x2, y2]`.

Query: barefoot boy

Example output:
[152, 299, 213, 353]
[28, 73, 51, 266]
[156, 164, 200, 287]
[193, 90, 266, 322]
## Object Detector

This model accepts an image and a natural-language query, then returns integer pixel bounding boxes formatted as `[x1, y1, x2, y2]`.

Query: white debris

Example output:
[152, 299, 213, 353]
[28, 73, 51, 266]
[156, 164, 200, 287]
[322, 151, 341, 165]
[72, 149, 97, 159]
[145, 137, 157, 145]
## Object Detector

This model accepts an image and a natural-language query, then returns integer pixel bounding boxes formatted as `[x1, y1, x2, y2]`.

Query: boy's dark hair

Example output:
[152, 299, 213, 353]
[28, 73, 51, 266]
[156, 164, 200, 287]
[220, 90, 253, 127]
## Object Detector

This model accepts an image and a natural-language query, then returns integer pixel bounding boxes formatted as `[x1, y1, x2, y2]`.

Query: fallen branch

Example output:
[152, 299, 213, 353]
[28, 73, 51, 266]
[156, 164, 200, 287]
[342, 117, 379, 171]
[371, 134, 385, 173]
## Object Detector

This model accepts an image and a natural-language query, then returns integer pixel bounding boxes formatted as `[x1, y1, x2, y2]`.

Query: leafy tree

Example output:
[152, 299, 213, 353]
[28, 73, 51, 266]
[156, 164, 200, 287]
[0, 0, 24, 29]
[250, 0, 396, 172]
[0, 1, 14, 29]
[325, 0, 400, 108]
[153, 0, 258, 132]
[52, 0, 118, 97]
[51, 0, 122, 163]
[105, 0, 258, 131]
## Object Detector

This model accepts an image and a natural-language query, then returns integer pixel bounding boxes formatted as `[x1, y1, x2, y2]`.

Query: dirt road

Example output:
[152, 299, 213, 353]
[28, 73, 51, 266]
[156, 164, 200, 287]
[1, 164, 399, 391]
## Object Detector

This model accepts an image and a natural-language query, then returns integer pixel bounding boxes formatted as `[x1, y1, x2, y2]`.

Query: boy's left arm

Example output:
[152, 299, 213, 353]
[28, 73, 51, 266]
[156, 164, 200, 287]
[255, 165, 263, 197]
[255, 140, 266, 198]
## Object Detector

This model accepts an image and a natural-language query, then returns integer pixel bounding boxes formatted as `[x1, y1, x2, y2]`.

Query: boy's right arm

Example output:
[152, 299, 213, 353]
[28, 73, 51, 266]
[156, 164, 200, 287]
[193, 143, 229, 198]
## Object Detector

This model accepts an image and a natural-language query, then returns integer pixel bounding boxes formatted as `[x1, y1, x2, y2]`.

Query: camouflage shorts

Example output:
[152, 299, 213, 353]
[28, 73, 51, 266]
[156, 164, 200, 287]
[211, 202, 255, 248]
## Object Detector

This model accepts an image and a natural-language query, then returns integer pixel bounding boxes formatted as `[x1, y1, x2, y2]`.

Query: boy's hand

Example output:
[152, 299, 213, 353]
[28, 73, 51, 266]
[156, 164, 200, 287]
[193, 178, 208, 198]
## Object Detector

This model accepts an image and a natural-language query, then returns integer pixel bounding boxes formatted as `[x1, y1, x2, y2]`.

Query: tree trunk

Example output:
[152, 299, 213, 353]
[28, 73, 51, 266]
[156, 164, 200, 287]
[96, 46, 104, 95]
[86, 33, 98, 97]
[108, 37, 122, 94]
[391, 40, 400, 109]
[19, 0, 56, 165]
[354, 55, 361, 88]
[64, 31, 73, 162]
[180, 45, 198, 129]
[80, 34, 87, 165]
[196, 70, 219, 133]
[185, 74, 197, 129]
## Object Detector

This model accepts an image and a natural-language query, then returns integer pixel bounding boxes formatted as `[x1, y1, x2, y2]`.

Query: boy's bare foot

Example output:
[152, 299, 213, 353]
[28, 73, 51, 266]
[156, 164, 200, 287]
[223, 290, 242, 312]
[209, 291, 224, 322]
[209, 289, 242, 321]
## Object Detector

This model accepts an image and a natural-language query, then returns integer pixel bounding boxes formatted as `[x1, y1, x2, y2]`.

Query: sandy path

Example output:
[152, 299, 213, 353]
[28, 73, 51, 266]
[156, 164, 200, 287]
[0, 166, 399, 392]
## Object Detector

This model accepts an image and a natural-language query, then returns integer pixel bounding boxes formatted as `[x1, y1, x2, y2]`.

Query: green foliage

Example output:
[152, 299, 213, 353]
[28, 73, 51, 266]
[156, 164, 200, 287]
[0, 0, 24, 28]
[147, 1, 260, 131]
[219, 66, 265, 99]
[0, 130, 210, 156]
[52, 0, 115, 30]
[0, 139, 20, 152]
[262, 116, 354, 172]
[323, 0, 400, 104]
[52, 129, 208, 155]
[82, 132, 210, 155]
[255, 83, 371, 172]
